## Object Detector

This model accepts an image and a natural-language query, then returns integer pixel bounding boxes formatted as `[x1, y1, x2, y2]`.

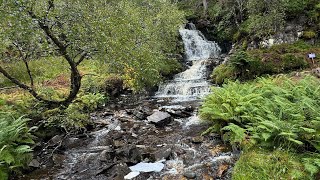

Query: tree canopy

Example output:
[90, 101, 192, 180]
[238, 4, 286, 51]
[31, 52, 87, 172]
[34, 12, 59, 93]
[0, 0, 185, 106]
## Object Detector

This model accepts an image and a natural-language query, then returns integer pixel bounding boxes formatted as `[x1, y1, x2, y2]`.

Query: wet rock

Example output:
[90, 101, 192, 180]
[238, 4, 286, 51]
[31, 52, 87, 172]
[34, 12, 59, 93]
[192, 136, 204, 144]
[147, 111, 172, 127]
[116, 145, 142, 164]
[133, 105, 153, 120]
[154, 147, 172, 161]
[62, 137, 81, 149]
[48, 135, 63, 146]
[52, 154, 66, 165]
[184, 171, 196, 179]
[312, 68, 320, 78]
[100, 149, 115, 162]
[28, 159, 40, 168]
[133, 110, 146, 120]
[159, 105, 193, 118]
[106, 163, 131, 180]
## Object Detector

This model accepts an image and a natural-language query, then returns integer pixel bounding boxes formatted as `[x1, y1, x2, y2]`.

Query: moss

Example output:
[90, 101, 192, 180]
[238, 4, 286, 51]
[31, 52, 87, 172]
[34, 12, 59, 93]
[233, 149, 310, 180]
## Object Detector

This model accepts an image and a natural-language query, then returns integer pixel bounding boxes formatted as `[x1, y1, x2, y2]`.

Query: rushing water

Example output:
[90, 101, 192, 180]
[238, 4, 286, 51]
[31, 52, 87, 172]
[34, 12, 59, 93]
[155, 23, 221, 101]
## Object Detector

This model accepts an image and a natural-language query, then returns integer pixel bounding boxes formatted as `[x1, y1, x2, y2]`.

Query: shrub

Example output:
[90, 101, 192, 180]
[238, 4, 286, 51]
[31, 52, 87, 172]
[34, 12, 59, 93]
[0, 113, 34, 179]
[211, 64, 237, 85]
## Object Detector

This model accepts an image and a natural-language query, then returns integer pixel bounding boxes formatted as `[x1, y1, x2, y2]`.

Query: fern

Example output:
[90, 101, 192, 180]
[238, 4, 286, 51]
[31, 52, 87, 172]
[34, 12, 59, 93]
[0, 112, 34, 179]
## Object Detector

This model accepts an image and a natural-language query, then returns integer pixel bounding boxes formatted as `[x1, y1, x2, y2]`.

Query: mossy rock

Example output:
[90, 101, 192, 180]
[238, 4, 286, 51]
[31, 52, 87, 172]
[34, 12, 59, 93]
[302, 30, 317, 39]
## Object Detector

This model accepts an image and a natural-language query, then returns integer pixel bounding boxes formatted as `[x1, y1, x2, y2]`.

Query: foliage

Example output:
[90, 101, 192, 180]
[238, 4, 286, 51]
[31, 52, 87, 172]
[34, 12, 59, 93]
[45, 92, 106, 129]
[232, 149, 311, 180]
[0, 112, 34, 180]
[211, 42, 316, 84]
[302, 30, 317, 39]
[211, 64, 237, 85]
[201, 75, 320, 153]
[0, 0, 185, 106]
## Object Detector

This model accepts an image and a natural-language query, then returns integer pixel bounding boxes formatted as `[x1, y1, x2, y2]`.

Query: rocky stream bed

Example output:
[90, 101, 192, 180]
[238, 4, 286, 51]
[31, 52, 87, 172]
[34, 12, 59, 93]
[22, 97, 236, 180]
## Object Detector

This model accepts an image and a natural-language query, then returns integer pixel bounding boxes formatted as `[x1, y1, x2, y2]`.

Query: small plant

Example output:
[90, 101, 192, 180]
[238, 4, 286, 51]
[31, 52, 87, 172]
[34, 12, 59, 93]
[0, 112, 34, 180]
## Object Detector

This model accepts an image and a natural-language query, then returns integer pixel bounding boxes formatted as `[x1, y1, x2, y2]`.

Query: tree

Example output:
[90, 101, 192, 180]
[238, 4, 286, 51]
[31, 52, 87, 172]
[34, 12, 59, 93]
[0, 0, 184, 107]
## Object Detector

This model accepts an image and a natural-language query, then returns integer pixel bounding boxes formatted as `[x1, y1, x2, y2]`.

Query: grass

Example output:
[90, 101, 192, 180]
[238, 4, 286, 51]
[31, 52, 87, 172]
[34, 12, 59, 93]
[232, 149, 310, 180]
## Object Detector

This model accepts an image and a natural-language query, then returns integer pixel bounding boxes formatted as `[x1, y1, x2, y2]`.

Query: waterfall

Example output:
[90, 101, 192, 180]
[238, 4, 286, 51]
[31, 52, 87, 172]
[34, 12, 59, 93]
[155, 23, 221, 101]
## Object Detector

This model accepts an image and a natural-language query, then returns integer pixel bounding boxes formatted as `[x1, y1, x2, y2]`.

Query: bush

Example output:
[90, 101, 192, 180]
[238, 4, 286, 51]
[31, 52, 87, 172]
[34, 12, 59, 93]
[0, 113, 34, 179]
[211, 64, 237, 85]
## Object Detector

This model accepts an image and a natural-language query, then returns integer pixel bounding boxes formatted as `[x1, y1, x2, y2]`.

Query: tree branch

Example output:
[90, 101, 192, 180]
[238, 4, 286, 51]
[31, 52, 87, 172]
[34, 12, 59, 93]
[12, 43, 34, 87]
[75, 51, 87, 66]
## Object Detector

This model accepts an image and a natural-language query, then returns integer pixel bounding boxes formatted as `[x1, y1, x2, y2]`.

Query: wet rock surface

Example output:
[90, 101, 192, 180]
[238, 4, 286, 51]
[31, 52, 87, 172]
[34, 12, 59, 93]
[22, 99, 236, 180]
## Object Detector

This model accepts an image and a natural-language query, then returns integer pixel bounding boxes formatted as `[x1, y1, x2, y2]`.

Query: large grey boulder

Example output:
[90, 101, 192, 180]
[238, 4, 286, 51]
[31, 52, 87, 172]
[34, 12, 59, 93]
[147, 111, 172, 127]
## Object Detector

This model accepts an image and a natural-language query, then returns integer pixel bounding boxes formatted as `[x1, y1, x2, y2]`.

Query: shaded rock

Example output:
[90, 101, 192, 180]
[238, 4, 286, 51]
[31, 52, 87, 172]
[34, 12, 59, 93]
[184, 171, 196, 179]
[48, 135, 63, 146]
[28, 159, 40, 168]
[133, 110, 146, 120]
[153, 147, 172, 161]
[147, 111, 172, 127]
[52, 154, 66, 165]
[116, 145, 142, 164]
[62, 137, 81, 149]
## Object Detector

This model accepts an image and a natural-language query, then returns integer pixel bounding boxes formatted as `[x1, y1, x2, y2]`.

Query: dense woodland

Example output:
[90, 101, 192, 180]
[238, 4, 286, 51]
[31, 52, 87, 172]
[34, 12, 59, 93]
[0, 0, 320, 179]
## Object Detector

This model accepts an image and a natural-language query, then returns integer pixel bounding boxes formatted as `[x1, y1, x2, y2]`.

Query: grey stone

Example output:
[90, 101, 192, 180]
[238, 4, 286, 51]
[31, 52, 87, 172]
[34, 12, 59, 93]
[28, 159, 40, 168]
[147, 111, 172, 127]
[154, 147, 172, 161]
[183, 171, 196, 179]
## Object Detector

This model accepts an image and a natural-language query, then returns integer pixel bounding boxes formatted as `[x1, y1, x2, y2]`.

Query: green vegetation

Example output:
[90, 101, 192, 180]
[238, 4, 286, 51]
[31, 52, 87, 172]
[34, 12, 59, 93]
[232, 149, 309, 180]
[211, 42, 320, 84]
[0, 113, 34, 179]
[177, 0, 320, 43]
[200, 75, 320, 179]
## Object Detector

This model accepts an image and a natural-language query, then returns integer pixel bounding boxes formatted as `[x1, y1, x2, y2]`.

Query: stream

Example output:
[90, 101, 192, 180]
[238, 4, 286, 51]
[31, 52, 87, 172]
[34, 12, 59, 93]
[23, 24, 236, 180]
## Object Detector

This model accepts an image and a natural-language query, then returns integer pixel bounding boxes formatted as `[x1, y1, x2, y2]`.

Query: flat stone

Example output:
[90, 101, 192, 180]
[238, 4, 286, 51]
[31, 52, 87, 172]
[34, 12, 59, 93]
[147, 111, 172, 127]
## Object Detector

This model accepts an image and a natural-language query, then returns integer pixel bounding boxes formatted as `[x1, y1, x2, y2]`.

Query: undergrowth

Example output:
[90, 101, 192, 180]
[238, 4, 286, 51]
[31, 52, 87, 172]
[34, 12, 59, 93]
[200, 75, 320, 178]
[0, 112, 34, 180]
[211, 41, 320, 84]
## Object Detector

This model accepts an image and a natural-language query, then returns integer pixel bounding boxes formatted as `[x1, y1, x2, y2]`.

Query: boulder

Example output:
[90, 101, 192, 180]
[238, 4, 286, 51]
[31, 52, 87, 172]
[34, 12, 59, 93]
[147, 111, 172, 127]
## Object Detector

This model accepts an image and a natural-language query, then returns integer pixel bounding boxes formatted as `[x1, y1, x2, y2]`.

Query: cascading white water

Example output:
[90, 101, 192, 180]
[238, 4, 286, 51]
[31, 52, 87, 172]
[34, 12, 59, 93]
[155, 23, 221, 101]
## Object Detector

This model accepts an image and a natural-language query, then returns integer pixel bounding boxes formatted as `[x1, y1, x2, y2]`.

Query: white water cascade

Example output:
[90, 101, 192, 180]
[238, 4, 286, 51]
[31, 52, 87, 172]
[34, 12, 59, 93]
[155, 24, 221, 101]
